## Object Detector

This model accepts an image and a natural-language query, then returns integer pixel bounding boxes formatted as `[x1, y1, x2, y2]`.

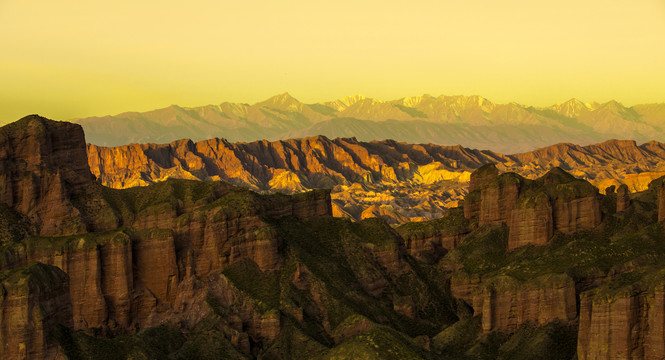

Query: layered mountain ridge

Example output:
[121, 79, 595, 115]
[4, 115, 665, 359]
[72, 93, 665, 153]
[88, 135, 665, 224]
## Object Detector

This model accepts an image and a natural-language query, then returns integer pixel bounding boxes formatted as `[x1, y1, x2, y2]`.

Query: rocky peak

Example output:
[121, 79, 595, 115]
[551, 98, 590, 117]
[0, 115, 116, 236]
[538, 167, 577, 186]
[259, 92, 303, 111]
[616, 184, 630, 212]
[0, 115, 92, 176]
[468, 163, 499, 192]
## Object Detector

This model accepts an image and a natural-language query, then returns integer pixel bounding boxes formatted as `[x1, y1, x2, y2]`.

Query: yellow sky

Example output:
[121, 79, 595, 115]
[1, 0, 664, 123]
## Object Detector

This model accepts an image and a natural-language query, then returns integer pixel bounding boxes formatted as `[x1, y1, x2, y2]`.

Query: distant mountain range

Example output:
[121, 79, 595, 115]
[72, 94, 665, 153]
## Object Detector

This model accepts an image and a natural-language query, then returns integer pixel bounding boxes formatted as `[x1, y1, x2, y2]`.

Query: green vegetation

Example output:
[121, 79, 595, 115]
[0, 203, 33, 244]
[445, 209, 665, 285]
[23, 229, 131, 254]
[222, 259, 281, 310]
[260, 318, 329, 360]
[0, 262, 67, 295]
[443, 225, 509, 276]
[55, 323, 188, 360]
[172, 317, 248, 360]
[270, 216, 458, 337]
[471, 163, 499, 178]
[495, 322, 578, 360]
[397, 207, 470, 239]
[431, 316, 482, 356]
[517, 180, 597, 208]
[431, 320, 576, 360]
[320, 325, 431, 360]
[586, 265, 665, 303]
[55, 315, 252, 360]
[102, 178, 227, 221]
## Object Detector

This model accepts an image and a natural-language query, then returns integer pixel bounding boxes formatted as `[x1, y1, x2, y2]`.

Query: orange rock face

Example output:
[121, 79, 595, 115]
[86, 135, 665, 225]
[478, 175, 520, 226]
[577, 283, 665, 360]
[656, 180, 665, 222]
[474, 275, 577, 333]
[0, 115, 118, 236]
[468, 163, 500, 193]
[508, 195, 553, 251]
[451, 273, 577, 334]
[0, 116, 336, 356]
[464, 166, 601, 251]
[551, 196, 602, 234]
[616, 184, 631, 212]
[0, 263, 73, 360]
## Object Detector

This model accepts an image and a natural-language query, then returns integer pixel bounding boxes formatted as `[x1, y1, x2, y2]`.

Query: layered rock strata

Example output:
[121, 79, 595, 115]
[577, 271, 665, 360]
[0, 263, 73, 360]
[0, 115, 117, 236]
[0, 116, 335, 358]
[616, 184, 631, 212]
[86, 134, 665, 224]
[475, 274, 577, 333]
[464, 166, 601, 251]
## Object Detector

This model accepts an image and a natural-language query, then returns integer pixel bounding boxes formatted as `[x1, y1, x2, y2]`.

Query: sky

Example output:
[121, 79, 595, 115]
[1, 0, 664, 123]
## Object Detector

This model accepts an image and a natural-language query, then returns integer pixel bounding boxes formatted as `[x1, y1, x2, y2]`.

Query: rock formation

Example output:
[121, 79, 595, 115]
[463, 166, 601, 251]
[87, 135, 665, 224]
[397, 207, 470, 262]
[0, 263, 72, 360]
[0, 116, 339, 358]
[616, 184, 630, 212]
[577, 271, 665, 360]
[474, 274, 577, 333]
[654, 177, 665, 222]
[0, 115, 118, 236]
[508, 193, 553, 251]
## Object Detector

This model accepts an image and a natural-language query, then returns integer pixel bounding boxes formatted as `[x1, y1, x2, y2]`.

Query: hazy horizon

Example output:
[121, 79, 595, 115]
[1, 0, 664, 123]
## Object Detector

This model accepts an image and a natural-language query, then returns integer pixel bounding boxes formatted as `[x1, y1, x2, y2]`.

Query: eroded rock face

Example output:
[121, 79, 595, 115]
[656, 180, 665, 222]
[577, 282, 665, 360]
[451, 273, 577, 334]
[552, 196, 602, 235]
[0, 116, 338, 355]
[0, 263, 73, 360]
[478, 175, 520, 226]
[473, 274, 577, 333]
[0, 115, 117, 236]
[403, 232, 462, 262]
[616, 184, 631, 212]
[507, 194, 553, 251]
[463, 167, 601, 251]
[0, 189, 334, 335]
[468, 164, 499, 193]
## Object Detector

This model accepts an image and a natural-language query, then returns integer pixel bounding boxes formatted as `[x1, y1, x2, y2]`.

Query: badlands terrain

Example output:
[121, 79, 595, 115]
[88, 135, 665, 224]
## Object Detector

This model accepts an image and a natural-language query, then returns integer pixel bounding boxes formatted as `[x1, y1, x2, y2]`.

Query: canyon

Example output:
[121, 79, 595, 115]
[1, 115, 665, 359]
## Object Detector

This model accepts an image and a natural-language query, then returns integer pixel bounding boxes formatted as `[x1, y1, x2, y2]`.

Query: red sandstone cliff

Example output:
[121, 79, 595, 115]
[0, 116, 335, 358]
[0, 115, 118, 236]
[464, 166, 601, 251]
[577, 272, 665, 360]
[0, 263, 72, 360]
